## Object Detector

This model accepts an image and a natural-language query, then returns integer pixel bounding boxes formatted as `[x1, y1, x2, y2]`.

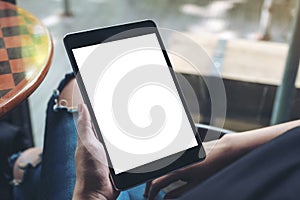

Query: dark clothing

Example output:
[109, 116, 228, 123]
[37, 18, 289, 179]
[0, 121, 21, 200]
[181, 127, 300, 200]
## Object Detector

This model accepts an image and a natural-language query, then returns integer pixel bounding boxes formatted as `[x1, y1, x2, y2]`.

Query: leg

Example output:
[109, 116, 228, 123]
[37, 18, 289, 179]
[40, 73, 83, 200]
[41, 74, 163, 200]
[13, 73, 161, 200]
[9, 73, 82, 200]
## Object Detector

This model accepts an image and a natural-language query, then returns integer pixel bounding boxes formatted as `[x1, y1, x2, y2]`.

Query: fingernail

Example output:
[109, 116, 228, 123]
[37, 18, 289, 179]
[78, 104, 83, 113]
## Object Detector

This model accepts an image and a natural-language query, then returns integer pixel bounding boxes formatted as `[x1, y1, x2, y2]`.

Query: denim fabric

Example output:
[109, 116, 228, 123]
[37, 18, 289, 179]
[12, 164, 42, 200]
[40, 73, 77, 200]
[11, 73, 164, 200]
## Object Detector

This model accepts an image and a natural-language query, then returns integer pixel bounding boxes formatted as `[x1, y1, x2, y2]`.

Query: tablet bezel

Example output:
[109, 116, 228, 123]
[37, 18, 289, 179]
[64, 20, 206, 190]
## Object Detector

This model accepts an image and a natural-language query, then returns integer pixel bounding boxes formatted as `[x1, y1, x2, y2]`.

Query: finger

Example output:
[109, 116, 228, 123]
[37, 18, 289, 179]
[77, 104, 93, 133]
[77, 104, 97, 144]
[164, 182, 198, 199]
[148, 174, 179, 200]
[76, 104, 107, 164]
[143, 181, 152, 197]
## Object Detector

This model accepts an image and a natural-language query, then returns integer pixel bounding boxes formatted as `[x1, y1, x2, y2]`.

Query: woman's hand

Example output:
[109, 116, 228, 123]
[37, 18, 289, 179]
[73, 104, 119, 200]
[144, 164, 204, 200]
[144, 138, 236, 200]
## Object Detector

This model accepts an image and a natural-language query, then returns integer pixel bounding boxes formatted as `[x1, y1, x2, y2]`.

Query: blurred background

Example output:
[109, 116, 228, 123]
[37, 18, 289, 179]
[16, 0, 299, 147]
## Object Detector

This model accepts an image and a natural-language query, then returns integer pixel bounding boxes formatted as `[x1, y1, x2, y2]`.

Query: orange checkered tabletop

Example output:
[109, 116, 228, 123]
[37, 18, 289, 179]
[0, 1, 53, 116]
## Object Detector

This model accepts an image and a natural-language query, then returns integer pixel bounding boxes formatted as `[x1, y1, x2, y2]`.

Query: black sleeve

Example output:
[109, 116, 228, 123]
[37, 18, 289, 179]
[180, 126, 300, 200]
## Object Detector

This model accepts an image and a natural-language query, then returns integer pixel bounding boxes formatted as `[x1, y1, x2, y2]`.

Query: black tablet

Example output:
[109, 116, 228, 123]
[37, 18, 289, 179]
[64, 20, 205, 190]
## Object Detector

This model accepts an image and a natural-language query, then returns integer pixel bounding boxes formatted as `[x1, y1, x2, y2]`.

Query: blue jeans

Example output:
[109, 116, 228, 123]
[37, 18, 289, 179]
[11, 73, 164, 200]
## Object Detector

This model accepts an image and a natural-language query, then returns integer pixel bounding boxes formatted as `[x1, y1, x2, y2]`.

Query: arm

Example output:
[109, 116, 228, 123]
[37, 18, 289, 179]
[203, 119, 300, 178]
[229, 120, 300, 153]
[145, 120, 300, 200]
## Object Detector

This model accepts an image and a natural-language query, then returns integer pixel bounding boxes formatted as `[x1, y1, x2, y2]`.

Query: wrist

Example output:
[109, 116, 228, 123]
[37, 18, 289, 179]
[221, 133, 252, 158]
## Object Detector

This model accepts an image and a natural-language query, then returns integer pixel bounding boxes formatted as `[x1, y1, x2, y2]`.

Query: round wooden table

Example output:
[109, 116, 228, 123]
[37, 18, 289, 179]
[0, 1, 53, 117]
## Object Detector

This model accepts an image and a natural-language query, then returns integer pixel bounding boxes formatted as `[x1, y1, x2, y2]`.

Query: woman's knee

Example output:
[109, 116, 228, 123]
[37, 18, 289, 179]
[53, 78, 83, 112]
